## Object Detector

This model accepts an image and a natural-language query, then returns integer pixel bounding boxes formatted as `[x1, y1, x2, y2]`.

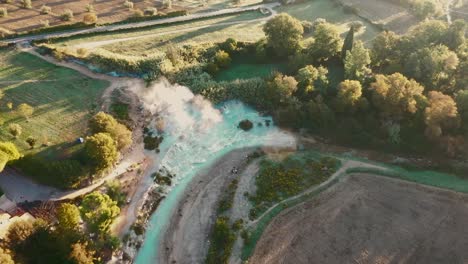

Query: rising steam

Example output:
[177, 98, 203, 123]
[132, 78, 222, 135]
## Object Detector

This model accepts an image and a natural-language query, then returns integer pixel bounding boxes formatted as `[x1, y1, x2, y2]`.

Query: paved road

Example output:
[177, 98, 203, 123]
[1, 3, 280, 44]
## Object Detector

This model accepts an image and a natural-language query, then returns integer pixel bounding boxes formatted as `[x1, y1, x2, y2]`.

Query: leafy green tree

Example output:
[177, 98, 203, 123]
[69, 242, 94, 264]
[336, 80, 363, 112]
[424, 91, 459, 139]
[371, 30, 401, 69]
[404, 20, 448, 51]
[263, 14, 304, 57]
[85, 133, 119, 174]
[405, 44, 459, 91]
[214, 50, 231, 69]
[266, 73, 298, 107]
[0, 141, 20, 172]
[80, 191, 120, 234]
[344, 40, 371, 81]
[0, 142, 21, 160]
[412, 0, 442, 19]
[220, 38, 238, 54]
[106, 180, 126, 207]
[444, 19, 466, 51]
[455, 90, 468, 132]
[5, 220, 36, 253]
[26, 136, 37, 149]
[17, 103, 34, 121]
[308, 21, 342, 62]
[57, 203, 81, 233]
[370, 73, 425, 121]
[295, 65, 328, 98]
[8, 123, 22, 138]
[89, 112, 132, 151]
[304, 96, 336, 129]
[341, 23, 362, 61]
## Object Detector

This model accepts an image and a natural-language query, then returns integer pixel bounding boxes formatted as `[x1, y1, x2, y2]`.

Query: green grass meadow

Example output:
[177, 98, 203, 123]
[0, 49, 109, 156]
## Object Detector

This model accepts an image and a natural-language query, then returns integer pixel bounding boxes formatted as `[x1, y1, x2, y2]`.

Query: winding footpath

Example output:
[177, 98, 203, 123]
[246, 159, 387, 228]
[1, 3, 280, 45]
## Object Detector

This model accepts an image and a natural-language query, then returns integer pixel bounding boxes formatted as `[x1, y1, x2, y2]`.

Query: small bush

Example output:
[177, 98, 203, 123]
[144, 7, 157, 16]
[40, 5, 51, 14]
[20, 0, 32, 9]
[3, 0, 12, 3]
[83, 12, 97, 24]
[26, 136, 36, 149]
[214, 50, 231, 68]
[76, 47, 88, 57]
[163, 0, 172, 9]
[40, 20, 49, 28]
[85, 4, 94, 12]
[61, 9, 74, 21]
[133, 9, 144, 17]
[0, 8, 7, 17]
[124, 0, 134, 9]
[0, 27, 11, 38]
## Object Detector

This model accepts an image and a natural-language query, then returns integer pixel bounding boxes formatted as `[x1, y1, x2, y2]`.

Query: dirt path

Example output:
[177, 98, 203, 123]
[2, 3, 280, 44]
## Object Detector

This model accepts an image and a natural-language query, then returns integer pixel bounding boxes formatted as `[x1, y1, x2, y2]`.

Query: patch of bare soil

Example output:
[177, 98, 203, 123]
[250, 173, 468, 264]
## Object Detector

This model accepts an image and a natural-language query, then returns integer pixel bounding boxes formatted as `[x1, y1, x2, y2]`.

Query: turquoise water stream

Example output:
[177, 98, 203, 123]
[134, 100, 294, 263]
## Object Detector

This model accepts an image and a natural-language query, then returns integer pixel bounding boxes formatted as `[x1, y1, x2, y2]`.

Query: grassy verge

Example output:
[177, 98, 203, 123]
[0, 49, 109, 187]
[47, 10, 265, 48]
[99, 11, 265, 55]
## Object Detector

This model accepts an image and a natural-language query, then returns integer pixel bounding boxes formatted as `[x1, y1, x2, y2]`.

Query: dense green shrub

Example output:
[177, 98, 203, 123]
[20, 0, 31, 9]
[144, 7, 158, 16]
[87, 49, 166, 77]
[40, 5, 51, 14]
[14, 155, 87, 189]
[205, 216, 236, 264]
[61, 9, 74, 21]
